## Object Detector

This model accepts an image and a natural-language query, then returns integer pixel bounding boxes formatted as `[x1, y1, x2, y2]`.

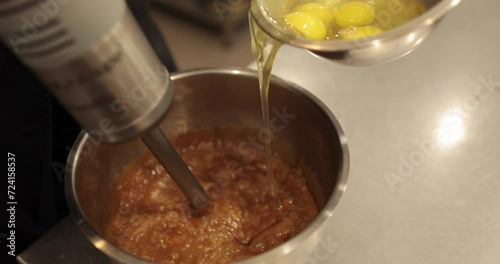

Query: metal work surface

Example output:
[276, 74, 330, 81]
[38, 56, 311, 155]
[18, 0, 499, 262]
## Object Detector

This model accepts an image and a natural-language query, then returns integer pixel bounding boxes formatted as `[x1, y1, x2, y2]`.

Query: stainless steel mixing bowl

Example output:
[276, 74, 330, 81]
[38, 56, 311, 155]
[250, 0, 462, 65]
[65, 68, 349, 263]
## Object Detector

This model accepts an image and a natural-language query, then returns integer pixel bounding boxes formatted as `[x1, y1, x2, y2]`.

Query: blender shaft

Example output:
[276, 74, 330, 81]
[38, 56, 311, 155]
[142, 127, 211, 209]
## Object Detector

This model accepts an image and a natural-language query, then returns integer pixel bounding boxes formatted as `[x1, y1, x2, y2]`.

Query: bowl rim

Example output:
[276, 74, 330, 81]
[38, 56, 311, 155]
[250, 0, 462, 51]
[65, 67, 350, 264]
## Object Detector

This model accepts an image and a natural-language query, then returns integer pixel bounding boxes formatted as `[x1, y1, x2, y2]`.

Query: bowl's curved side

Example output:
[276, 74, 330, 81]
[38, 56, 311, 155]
[250, 0, 462, 65]
[65, 132, 155, 264]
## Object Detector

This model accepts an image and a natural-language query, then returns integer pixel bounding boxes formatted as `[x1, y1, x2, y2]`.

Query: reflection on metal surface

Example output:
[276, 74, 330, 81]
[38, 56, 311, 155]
[94, 239, 106, 250]
[373, 40, 382, 48]
[408, 33, 416, 43]
[437, 114, 464, 146]
[414, 36, 425, 46]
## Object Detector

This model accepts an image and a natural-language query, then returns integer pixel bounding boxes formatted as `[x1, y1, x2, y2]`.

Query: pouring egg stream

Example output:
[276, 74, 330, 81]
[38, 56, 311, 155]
[249, 0, 427, 202]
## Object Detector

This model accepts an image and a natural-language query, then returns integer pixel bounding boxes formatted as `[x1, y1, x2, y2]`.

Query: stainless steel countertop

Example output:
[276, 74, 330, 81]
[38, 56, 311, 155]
[19, 0, 499, 263]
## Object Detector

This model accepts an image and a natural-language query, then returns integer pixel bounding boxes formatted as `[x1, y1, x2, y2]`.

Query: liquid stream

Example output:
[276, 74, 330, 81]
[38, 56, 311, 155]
[249, 15, 283, 201]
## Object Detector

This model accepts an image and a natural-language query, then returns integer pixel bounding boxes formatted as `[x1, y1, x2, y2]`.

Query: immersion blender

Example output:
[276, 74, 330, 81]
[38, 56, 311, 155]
[0, 0, 210, 208]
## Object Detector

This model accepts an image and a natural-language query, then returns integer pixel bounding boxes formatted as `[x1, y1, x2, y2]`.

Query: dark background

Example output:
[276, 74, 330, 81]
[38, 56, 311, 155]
[1, 43, 80, 264]
[0, 1, 177, 263]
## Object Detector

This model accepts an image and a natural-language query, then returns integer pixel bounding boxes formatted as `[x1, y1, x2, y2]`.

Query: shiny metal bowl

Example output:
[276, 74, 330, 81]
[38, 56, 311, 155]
[65, 68, 349, 263]
[250, 0, 462, 65]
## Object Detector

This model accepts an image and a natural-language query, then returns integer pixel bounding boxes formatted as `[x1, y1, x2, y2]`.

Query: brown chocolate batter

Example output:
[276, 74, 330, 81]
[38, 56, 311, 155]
[105, 128, 318, 263]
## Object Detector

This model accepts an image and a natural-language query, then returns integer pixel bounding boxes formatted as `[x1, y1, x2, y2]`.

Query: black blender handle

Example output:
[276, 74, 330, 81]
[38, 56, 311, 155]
[127, 0, 178, 72]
